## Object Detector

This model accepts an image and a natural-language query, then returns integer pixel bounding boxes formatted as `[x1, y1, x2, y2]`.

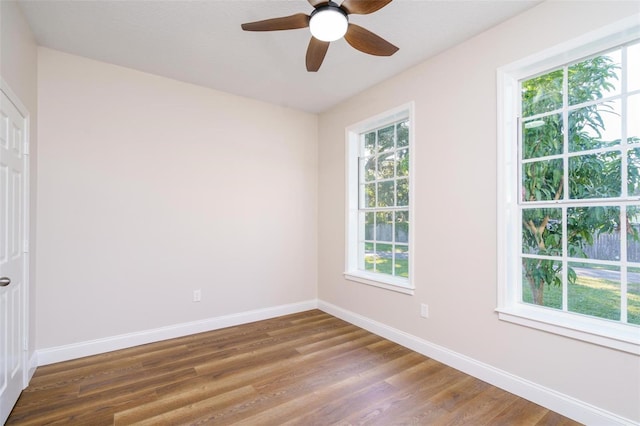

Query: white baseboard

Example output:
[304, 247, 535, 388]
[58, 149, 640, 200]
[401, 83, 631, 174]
[36, 300, 317, 366]
[317, 300, 638, 426]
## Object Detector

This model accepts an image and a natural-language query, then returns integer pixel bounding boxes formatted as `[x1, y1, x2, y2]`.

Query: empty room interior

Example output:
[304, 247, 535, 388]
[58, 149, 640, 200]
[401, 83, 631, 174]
[1, 0, 640, 424]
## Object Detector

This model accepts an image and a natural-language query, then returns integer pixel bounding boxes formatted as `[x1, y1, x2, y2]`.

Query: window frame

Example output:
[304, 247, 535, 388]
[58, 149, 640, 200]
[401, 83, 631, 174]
[497, 15, 640, 354]
[345, 102, 415, 294]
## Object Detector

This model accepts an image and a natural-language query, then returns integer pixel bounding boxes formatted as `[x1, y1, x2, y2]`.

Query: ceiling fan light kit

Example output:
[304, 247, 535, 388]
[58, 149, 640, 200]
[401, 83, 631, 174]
[241, 0, 398, 72]
[309, 3, 349, 42]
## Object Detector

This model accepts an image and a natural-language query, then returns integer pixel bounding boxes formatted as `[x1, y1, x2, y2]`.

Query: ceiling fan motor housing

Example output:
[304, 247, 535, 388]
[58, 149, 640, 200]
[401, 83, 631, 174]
[310, 1, 348, 19]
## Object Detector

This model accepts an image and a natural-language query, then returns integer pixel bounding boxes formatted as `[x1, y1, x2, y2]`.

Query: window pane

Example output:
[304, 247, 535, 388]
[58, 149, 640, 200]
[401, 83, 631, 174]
[522, 69, 563, 116]
[396, 148, 409, 177]
[376, 212, 393, 242]
[378, 125, 394, 152]
[377, 181, 394, 207]
[395, 211, 409, 243]
[377, 153, 395, 179]
[628, 42, 640, 93]
[364, 242, 375, 272]
[522, 208, 562, 255]
[522, 158, 563, 202]
[629, 207, 640, 262]
[569, 152, 621, 199]
[629, 94, 640, 144]
[568, 263, 620, 321]
[569, 50, 621, 105]
[628, 267, 640, 325]
[363, 132, 376, 156]
[395, 245, 409, 278]
[523, 113, 562, 159]
[376, 243, 393, 274]
[363, 157, 376, 182]
[397, 178, 409, 206]
[569, 101, 621, 152]
[364, 212, 374, 240]
[567, 206, 620, 261]
[397, 120, 409, 148]
[364, 183, 376, 207]
[629, 148, 640, 196]
[522, 258, 562, 309]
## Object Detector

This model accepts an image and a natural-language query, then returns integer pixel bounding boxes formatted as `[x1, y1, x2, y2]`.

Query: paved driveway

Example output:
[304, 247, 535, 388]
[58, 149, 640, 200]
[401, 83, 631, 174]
[573, 267, 640, 284]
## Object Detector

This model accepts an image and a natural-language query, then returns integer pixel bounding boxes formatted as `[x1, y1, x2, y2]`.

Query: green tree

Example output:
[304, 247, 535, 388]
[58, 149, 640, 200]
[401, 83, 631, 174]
[521, 55, 639, 306]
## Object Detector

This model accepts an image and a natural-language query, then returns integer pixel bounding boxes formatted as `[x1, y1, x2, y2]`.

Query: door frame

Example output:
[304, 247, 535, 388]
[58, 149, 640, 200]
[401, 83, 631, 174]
[0, 77, 31, 388]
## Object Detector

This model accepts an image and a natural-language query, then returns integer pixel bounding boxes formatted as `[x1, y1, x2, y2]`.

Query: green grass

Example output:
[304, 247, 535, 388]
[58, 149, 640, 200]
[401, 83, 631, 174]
[365, 257, 409, 277]
[364, 243, 409, 278]
[522, 274, 640, 325]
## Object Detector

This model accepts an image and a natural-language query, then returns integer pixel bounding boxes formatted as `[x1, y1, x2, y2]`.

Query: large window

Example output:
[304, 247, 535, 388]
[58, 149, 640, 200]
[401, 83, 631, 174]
[498, 18, 640, 353]
[346, 104, 414, 294]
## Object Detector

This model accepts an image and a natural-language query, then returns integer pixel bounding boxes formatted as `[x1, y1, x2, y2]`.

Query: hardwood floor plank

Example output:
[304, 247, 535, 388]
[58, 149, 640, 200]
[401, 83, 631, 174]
[434, 385, 519, 425]
[283, 380, 398, 426]
[489, 396, 550, 425]
[350, 367, 470, 425]
[537, 410, 585, 426]
[127, 385, 257, 426]
[7, 310, 582, 426]
[339, 359, 453, 424]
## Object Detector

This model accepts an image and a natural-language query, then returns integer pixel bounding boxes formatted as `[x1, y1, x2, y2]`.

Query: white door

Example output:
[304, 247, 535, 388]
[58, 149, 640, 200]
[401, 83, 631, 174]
[0, 87, 27, 424]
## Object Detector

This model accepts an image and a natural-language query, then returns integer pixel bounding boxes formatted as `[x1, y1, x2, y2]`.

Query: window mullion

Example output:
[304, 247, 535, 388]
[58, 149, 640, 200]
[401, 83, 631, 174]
[563, 65, 569, 203]
[620, 45, 630, 324]
[373, 129, 378, 273]
[621, 44, 629, 200]
[562, 206, 568, 311]
[516, 115, 524, 304]
[562, 65, 570, 312]
[392, 121, 398, 279]
[621, 204, 629, 323]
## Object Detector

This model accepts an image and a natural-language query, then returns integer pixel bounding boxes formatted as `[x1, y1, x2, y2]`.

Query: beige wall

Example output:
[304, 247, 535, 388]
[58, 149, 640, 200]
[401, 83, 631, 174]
[36, 48, 318, 348]
[0, 0, 38, 359]
[318, 1, 640, 421]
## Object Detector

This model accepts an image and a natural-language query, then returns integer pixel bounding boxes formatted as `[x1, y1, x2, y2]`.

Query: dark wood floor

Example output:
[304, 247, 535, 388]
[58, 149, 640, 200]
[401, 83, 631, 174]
[7, 310, 581, 425]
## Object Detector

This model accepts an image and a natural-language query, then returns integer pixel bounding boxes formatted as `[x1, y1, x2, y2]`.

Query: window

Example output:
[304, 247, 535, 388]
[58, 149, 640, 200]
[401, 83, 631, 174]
[345, 103, 414, 294]
[498, 17, 640, 353]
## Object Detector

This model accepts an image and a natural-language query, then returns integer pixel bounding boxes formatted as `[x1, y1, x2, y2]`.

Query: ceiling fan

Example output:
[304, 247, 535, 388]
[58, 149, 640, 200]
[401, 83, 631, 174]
[241, 0, 399, 72]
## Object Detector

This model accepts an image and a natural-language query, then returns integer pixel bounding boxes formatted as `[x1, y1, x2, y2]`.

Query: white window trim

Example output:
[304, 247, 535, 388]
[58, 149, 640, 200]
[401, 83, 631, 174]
[497, 15, 640, 355]
[345, 102, 416, 295]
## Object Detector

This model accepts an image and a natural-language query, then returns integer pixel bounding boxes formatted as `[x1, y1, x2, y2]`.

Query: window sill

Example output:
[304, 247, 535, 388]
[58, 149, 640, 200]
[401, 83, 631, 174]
[344, 271, 414, 295]
[496, 305, 640, 355]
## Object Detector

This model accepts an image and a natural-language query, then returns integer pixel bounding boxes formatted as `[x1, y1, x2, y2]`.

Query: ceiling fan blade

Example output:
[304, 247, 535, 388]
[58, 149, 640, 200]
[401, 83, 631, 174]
[306, 37, 330, 72]
[344, 23, 398, 56]
[340, 0, 392, 15]
[307, 0, 329, 7]
[241, 13, 310, 31]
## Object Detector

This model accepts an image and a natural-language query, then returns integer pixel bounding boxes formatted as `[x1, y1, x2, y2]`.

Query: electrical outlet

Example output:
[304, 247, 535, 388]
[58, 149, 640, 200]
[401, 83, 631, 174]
[193, 289, 201, 302]
[420, 303, 429, 318]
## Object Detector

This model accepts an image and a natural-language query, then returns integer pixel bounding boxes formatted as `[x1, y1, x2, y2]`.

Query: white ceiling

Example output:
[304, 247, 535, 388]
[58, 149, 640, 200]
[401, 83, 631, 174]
[18, 0, 541, 113]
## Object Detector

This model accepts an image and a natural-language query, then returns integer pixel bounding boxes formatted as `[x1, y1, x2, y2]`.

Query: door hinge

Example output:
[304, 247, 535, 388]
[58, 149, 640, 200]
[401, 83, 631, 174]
[24, 140, 29, 156]
[24, 239, 29, 253]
